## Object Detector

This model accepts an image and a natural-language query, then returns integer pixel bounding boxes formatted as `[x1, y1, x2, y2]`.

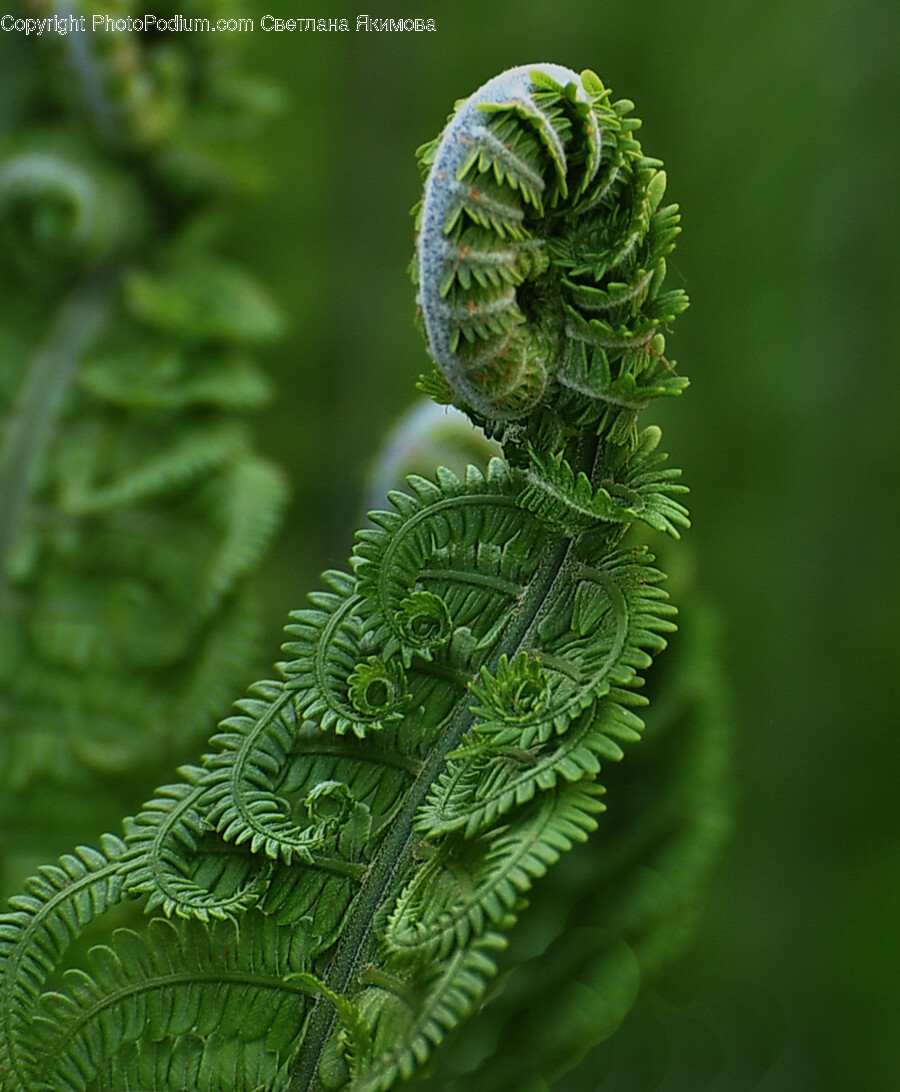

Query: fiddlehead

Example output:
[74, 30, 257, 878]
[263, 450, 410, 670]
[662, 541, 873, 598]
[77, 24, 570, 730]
[414, 65, 687, 437]
[0, 62, 724, 1092]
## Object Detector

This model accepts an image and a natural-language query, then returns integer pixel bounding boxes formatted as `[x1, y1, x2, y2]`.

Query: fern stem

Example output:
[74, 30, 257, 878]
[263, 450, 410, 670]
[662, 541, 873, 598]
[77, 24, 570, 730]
[0, 270, 111, 618]
[59, 2, 117, 141]
[422, 568, 522, 596]
[307, 857, 368, 881]
[288, 438, 600, 1091]
[358, 968, 419, 1008]
[290, 741, 421, 776]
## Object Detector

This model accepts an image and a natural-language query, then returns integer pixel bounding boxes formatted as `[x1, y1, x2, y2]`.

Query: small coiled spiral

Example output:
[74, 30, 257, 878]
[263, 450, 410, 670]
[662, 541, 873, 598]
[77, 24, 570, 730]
[0, 147, 136, 271]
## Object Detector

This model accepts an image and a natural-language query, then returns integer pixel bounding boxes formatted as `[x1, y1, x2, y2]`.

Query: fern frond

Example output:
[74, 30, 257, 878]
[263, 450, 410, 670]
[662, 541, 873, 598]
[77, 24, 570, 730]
[417, 702, 635, 841]
[280, 570, 386, 738]
[0, 0, 286, 898]
[0, 61, 726, 1092]
[388, 781, 606, 959]
[0, 834, 126, 1092]
[123, 260, 284, 344]
[31, 913, 309, 1092]
[355, 932, 509, 1092]
[520, 428, 690, 539]
[96, 1033, 285, 1092]
[352, 459, 547, 666]
[202, 682, 346, 864]
[518, 449, 626, 533]
[78, 346, 274, 412]
[425, 593, 732, 1090]
[121, 775, 269, 922]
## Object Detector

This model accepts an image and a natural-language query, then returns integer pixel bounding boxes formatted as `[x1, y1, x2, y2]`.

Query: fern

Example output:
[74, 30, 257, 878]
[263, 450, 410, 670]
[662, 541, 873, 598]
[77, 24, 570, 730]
[0, 0, 286, 896]
[0, 62, 730, 1092]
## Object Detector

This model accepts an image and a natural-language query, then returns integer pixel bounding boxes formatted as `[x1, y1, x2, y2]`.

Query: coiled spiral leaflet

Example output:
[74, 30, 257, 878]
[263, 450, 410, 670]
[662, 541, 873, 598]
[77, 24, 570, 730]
[415, 63, 688, 434]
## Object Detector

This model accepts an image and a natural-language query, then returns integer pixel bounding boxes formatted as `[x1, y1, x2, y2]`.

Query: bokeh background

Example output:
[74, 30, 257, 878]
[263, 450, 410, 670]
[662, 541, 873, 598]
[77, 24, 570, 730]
[226, 2, 899, 1089]
[1, 0, 898, 1088]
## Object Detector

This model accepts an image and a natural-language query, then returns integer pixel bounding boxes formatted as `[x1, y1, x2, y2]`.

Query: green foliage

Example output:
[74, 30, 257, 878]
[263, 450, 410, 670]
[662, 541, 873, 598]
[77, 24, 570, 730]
[0, 0, 286, 895]
[0, 58, 730, 1092]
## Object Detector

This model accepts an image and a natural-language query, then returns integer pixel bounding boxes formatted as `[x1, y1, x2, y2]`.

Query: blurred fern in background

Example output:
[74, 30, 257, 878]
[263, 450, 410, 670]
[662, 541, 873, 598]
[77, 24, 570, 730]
[0, 0, 287, 898]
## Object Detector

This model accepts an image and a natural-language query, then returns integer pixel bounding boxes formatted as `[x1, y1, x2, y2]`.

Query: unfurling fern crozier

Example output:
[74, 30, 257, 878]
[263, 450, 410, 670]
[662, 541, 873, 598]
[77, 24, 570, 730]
[414, 63, 688, 437]
[0, 63, 690, 1092]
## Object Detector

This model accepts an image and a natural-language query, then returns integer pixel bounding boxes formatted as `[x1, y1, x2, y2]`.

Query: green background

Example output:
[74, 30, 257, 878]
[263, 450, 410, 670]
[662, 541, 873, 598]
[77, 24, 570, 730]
[0, 0, 896, 1087]
[227, 2, 900, 1089]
